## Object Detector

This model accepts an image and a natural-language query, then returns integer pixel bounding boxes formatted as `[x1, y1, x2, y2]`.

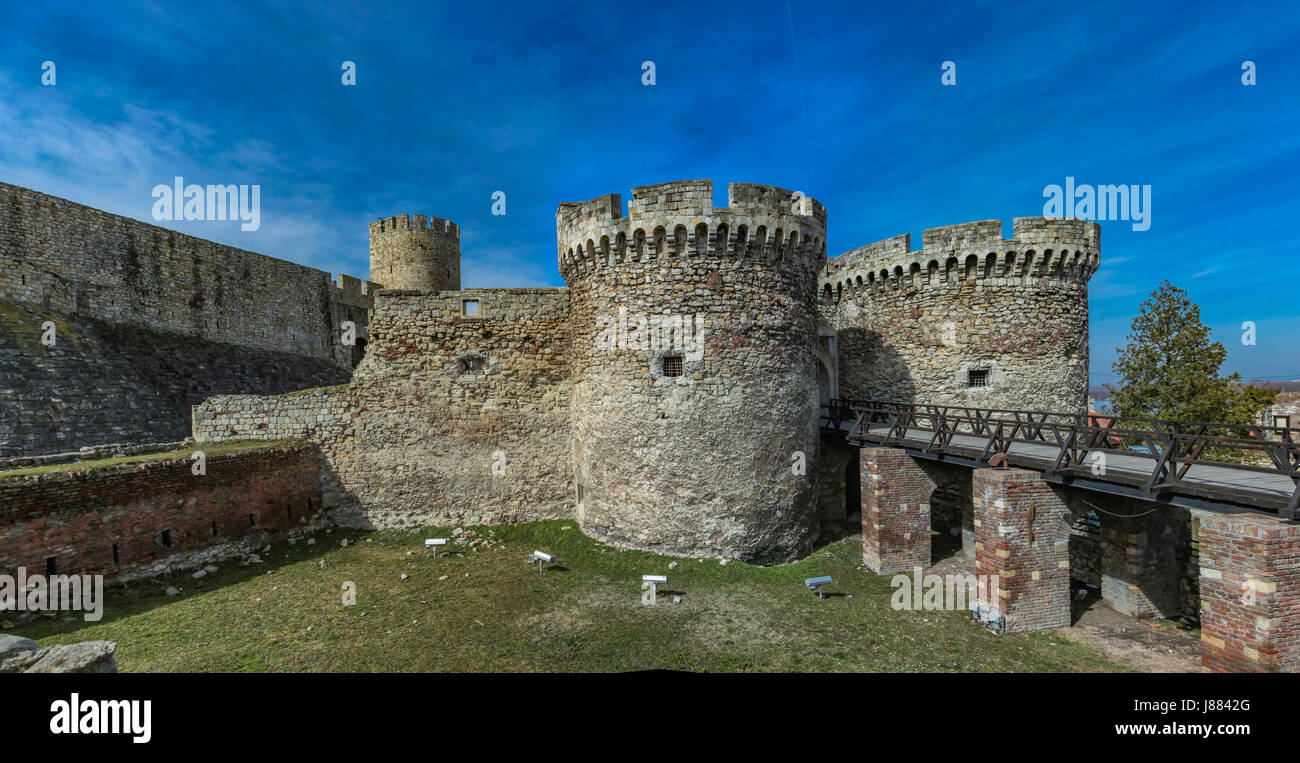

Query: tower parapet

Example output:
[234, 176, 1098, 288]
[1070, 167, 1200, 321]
[557, 179, 826, 283]
[822, 217, 1099, 299]
[368, 213, 461, 291]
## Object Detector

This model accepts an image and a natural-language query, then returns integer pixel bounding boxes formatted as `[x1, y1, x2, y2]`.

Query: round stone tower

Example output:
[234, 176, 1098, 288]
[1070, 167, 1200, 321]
[558, 179, 828, 564]
[820, 217, 1100, 413]
[368, 214, 461, 291]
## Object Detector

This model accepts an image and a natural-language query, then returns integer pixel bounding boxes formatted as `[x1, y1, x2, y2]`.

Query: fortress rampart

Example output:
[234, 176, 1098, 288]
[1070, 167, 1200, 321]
[4, 179, 1098, 564]
[820, 217, 1099, 412]
[0, 442, 321, 582]
[194, 288, 574, 529]
[0, 181, 381, 455]
[822, 218, 1098, 296]
[559, 180, 827, 563]
[13, 178, 1297, 673]
[0, 182, 378, 365]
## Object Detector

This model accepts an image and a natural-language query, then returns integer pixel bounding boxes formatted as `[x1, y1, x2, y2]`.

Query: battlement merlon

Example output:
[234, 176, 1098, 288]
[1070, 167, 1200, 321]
[558, 180, 826, 225]
[1011, 216, 1100, 247]
[334, 273, 383, 298]
[368, 213, 460, 238]
[824, 217, 1099, 284]
[555, 180, 827, 282]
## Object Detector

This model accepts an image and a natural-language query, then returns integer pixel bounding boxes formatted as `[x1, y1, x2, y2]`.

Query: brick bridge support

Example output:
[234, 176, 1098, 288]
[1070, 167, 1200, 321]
[860, 447, 931, 574]
[973, 468, 1072, 632]
[858, 447, 971, 574]
[1199, 514, 1300, 673]
[1095, 500, 1186, 619]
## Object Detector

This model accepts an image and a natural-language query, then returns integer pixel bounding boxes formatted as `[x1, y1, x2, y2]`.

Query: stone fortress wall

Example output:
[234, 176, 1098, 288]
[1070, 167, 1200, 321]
[4, 177, 1098, 567]
[14, 179, 1300, 673]
[818, 217, 1099, 412]
[194, 287, 574, 529]
[0, 181, 381, 455]
[0, 182, 379, 364]
[558, 180, 829, 563]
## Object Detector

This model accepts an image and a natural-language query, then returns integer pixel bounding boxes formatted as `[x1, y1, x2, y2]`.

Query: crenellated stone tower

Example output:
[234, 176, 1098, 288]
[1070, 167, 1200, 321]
[819, 217, 1100, 413]
[368, 213, 461, 291]
[558, 179, 828, 564]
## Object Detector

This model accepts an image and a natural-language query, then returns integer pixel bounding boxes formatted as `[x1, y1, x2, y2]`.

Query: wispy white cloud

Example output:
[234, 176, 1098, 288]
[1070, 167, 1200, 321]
[0, 71, 367, 278]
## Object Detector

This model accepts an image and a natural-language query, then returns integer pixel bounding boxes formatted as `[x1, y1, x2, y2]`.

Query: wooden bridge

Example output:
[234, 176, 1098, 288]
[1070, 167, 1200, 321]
[821, 399, 1300, 519]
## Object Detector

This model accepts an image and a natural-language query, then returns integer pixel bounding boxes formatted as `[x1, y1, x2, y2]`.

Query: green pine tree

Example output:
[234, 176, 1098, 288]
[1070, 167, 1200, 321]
[1107, 281, 1275, 425]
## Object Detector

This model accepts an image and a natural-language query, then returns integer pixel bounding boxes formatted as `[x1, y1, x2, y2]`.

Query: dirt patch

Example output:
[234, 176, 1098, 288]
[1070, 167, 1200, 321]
[517, 583, 789, 654]
[926, 554, 1199, 673]
[1056, 597, 1199, 673]
[681, 591, 790, 652]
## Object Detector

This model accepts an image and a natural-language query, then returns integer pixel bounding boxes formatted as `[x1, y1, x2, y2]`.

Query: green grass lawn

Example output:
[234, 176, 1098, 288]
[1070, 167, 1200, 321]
[13, 520, 1127, 672]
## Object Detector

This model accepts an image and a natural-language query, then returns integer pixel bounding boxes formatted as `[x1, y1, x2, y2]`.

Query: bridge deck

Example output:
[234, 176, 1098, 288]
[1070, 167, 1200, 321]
[825, 417, 1296, 515]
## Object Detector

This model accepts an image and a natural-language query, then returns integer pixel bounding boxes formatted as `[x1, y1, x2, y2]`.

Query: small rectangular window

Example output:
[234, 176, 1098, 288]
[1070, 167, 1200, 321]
[967, 369, 989, 388]
[663, 355, 683, 377]
[462, 300, 479, 316]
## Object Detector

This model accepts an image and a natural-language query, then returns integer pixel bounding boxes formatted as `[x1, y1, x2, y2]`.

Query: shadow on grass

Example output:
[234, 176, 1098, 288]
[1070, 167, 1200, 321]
[809, 514, 862, 554]
[9, 527, 369, 642]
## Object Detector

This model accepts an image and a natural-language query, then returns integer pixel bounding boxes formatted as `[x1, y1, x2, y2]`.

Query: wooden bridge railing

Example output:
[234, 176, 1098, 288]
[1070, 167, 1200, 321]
[822, 398, 1300, 518]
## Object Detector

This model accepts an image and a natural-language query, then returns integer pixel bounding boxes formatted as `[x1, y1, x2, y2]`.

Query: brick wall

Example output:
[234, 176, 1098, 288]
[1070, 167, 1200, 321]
[1199, 514, 1300, 673]
[0, 443, 320, 580]
[1096, 500, 1187, 619]
[860, 447, 933, 573]
[973, 468, 1071, 632]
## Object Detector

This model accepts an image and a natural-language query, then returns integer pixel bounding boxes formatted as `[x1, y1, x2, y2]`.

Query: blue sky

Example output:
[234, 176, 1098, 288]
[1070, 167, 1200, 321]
[2, 0, 1297, 384]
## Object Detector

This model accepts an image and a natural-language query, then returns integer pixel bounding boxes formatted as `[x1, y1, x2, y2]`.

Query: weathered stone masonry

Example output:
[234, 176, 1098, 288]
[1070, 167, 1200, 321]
[368, 214, 461, 292]
[0, 181, 379, 456]
[820, 218, 1098, 412]
[194, 288, 574, 530]
[559, 181, 827, 563]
